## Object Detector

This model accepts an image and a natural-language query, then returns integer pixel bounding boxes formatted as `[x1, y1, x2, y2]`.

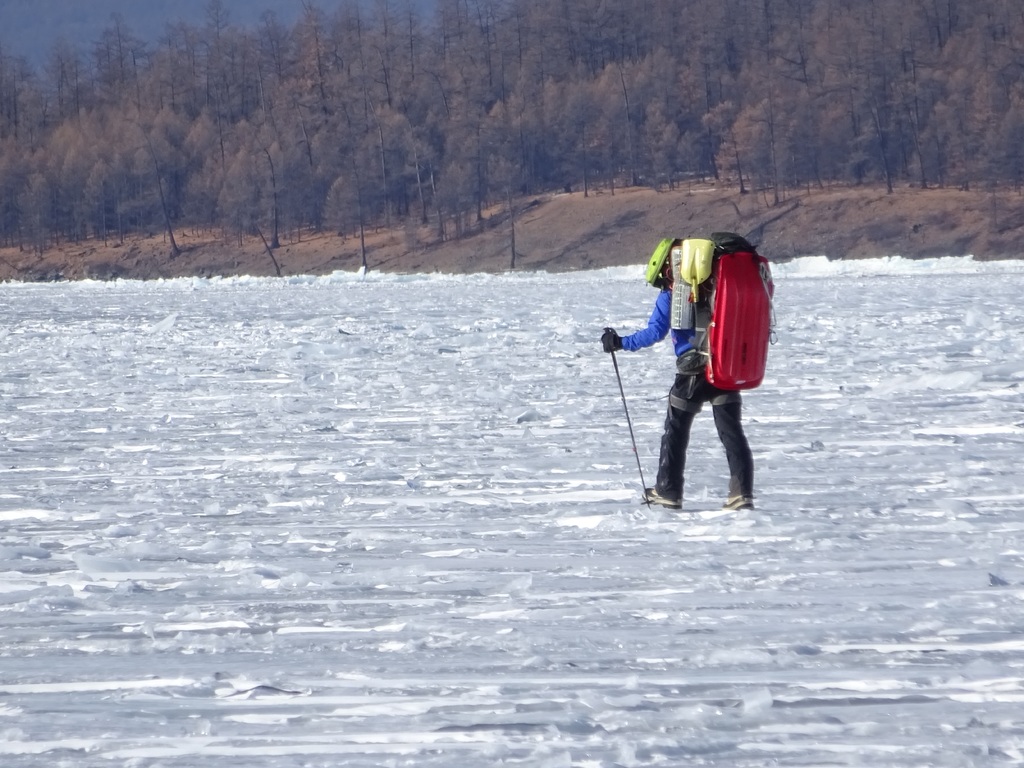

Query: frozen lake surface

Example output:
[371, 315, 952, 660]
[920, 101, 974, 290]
[2, 257, 1024, 766]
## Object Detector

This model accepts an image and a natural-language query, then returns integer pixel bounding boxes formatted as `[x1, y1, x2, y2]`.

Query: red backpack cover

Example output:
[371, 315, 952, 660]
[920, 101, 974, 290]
[706, 251, 774, 390]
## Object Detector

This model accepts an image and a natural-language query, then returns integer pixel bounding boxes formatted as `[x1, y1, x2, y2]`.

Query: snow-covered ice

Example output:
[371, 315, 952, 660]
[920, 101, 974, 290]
[2, 256, 1024, 766]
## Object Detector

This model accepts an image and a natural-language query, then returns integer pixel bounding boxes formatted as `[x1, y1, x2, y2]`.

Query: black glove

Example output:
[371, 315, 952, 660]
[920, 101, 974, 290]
[601, 327, 623, 353]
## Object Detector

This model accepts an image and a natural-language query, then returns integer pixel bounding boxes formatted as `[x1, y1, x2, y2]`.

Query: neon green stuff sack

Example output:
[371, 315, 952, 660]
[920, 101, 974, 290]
[677, 238, 715, 301]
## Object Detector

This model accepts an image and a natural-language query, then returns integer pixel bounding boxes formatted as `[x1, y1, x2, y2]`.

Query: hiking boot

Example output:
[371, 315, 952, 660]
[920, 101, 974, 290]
[643, 488, 682, 510]
[722, 495, 755, 511]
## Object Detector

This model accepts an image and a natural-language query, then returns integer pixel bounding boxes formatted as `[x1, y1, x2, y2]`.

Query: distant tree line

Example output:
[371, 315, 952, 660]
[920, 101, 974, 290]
[0, 0, 1018, 260]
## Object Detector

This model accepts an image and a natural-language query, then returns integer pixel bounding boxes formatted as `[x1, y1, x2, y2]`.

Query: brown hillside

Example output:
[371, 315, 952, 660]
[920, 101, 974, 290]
[2, 183, 1021, 281]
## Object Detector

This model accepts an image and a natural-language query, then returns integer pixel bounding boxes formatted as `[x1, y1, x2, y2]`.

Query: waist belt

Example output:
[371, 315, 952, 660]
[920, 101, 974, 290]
[670, 390, 741, 414]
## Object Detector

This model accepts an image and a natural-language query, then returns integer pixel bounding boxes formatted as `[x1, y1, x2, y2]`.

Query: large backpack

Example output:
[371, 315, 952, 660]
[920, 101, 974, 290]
[672, 233, 774, 390]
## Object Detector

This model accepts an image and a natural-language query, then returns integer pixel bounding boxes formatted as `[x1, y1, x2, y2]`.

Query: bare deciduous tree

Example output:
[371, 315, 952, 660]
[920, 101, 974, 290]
[4, 0, 1024, 264]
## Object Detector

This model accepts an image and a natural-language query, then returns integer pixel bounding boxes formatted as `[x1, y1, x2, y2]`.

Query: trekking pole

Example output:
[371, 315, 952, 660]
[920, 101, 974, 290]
[610, 350, 649, 501]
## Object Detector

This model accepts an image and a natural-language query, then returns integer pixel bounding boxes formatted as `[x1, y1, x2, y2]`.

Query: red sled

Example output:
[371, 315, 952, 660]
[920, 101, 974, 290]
[706, 251, 774, 390]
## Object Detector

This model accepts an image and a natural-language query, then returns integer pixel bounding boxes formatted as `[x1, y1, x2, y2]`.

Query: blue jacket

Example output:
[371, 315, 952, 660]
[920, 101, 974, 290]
[622, 289, 696, 356]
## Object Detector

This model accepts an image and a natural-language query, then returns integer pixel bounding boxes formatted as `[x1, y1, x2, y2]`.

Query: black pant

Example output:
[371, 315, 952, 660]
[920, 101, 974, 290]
[655, 374, 753, 500]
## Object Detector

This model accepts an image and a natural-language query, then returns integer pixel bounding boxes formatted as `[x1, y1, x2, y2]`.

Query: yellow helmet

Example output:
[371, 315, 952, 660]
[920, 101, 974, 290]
[644, 238, 678, 288]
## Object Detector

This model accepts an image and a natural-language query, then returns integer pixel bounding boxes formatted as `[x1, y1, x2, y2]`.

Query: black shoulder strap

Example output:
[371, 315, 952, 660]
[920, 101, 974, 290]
[692, 278, 714, 356]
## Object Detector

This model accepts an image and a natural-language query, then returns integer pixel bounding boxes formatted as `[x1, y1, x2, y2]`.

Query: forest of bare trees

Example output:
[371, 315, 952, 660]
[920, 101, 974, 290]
[0, 0, 1016, 258]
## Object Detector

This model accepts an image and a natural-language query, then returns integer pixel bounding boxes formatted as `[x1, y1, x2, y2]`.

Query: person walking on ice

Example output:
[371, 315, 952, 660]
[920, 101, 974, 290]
[601, 234, 774, 511]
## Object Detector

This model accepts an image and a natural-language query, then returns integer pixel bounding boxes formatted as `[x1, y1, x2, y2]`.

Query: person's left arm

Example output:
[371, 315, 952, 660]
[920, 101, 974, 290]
[620, 290, 671, 351]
